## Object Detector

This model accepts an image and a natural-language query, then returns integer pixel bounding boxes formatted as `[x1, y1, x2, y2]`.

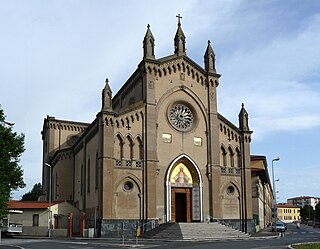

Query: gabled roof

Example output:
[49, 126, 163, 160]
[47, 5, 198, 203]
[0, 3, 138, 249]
[8, 200, 64, 209]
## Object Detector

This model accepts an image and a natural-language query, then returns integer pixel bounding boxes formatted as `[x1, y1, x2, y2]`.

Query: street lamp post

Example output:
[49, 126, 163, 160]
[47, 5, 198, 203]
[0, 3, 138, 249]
[45, 163, 52, 238]
[271, 157, 280, 232]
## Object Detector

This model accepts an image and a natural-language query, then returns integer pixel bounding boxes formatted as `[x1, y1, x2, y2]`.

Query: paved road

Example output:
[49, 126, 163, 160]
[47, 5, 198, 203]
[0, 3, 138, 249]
[1, 223, 319, 249]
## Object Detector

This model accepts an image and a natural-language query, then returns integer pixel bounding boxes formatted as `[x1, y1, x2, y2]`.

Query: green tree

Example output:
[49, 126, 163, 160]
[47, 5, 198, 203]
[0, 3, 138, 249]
[300, 205, 314, 221]
[0, 106, 25, 221]
[21, 183, 43, 201]
[315, 202, 320, 221]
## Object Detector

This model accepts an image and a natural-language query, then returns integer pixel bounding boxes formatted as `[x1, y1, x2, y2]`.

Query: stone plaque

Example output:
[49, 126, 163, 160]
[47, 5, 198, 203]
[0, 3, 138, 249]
[162, 133, 172, 143]
[194, 137, 202, 146]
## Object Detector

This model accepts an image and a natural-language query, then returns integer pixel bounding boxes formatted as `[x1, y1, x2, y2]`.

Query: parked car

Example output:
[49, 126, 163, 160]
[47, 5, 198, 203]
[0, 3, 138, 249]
[307, 220, 314, 226]
[313, 221, 320, 228]
[1, 222, 23, 237]
[272, 221, 286, 232]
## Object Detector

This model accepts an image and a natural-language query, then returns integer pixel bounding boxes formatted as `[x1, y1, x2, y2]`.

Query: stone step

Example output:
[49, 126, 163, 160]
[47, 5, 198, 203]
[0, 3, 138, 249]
[141, 222, 250, 240]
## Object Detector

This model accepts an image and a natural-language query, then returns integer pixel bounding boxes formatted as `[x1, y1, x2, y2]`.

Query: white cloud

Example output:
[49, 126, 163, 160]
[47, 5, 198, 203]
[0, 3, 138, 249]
[217, 13, 320, 137]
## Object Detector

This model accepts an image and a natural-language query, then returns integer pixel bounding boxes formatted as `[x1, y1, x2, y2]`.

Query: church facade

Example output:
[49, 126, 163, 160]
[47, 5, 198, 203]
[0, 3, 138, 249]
[41, 20, 256, 236]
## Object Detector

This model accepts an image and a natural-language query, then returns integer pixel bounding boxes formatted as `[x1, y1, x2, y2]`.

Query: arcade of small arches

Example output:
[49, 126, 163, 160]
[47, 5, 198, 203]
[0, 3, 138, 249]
[49, 122, 87, 132]
[104, 111, 143, 129]
[220, 145, 241, 169]
[114, 134, 143, 168]
[219, 122, 251, 144]
[146, 61, 219, 88]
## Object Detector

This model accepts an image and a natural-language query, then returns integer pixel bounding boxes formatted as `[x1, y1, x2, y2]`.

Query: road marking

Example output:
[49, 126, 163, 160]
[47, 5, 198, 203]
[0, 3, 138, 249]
[58, 241, 89, 245]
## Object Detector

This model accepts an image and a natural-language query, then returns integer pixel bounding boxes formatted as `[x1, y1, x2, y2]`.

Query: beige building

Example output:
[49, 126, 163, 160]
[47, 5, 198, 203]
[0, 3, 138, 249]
[41, 20, 257, 237]
[7, 200, 80, 236]
[287, 196, 320, 209]
[251, 155, 273, 231]
[277, 203, 300, 223]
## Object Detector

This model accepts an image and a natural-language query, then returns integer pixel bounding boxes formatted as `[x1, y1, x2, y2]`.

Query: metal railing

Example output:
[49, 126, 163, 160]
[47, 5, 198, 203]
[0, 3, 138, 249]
[139, 215, 167, 234]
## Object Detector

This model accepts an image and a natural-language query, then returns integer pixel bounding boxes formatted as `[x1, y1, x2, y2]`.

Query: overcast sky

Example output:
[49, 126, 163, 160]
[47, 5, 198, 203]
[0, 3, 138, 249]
[1, 0, 319, 203]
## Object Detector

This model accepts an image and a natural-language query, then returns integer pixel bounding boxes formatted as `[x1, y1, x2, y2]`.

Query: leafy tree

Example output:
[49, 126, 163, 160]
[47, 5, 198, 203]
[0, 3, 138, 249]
[300, 205, 314, 221]
[21, 183, 43, 201]
[0, 106, 25, 221]
[315, 202, 320, 221]
[0, 184, 10, 222]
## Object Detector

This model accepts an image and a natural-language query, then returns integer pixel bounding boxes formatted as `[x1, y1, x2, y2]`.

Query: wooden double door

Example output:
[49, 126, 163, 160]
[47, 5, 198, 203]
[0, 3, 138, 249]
[171, 188, 191, 222]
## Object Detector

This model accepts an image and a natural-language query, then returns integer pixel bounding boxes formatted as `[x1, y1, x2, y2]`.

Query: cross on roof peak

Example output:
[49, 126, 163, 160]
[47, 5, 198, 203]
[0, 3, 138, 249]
[176, 14, 182, 26]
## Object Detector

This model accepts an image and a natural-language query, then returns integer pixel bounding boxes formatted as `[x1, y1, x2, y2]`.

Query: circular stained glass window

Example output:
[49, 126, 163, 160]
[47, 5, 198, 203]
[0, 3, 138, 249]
[124, 181, 133, 191]
[169, 104, 193, 130]
[227, 186, 235, 195]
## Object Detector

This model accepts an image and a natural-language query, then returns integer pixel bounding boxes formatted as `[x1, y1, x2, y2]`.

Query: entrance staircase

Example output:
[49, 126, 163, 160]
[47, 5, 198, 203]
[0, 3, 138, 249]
[141, 222, 251, 240]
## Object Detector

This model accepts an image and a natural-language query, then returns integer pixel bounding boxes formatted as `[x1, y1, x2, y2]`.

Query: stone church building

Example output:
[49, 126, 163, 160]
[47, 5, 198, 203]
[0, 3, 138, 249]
[41, 20, 257, 236]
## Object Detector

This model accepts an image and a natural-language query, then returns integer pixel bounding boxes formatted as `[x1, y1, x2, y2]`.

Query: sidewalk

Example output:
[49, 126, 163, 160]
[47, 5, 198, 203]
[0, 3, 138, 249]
[251, 227, 278, 238]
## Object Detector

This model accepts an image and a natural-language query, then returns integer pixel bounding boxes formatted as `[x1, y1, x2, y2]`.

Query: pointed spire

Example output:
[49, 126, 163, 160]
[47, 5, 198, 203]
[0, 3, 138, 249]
[102, 78, 113, 111]
[174, 14, 186, 56]
[143, 24, 155, 60]
[204, 40, 216, 73]
[239, 103, 250, 131]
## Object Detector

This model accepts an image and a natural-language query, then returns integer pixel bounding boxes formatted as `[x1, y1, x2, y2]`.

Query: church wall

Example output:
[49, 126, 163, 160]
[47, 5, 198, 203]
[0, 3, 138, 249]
[52, 152, 74, 201]
[220, 179, 241, 219]
[42, 117, 88, 201]
[243, 139, 253, 220]
[120, 79, 143, 111]
[101, 108, 144, 221]
[74, 149, 85, 211]
[47, 120, 87, 157]
[72, 122, 99, 213]
[154, 78, 209, 219]
[112, 70, 143, 113]
[84, 131, 99, 222]
[152, 61, 208, 108]
[111, 168, 141, 219]
[218, 118, 254, 222]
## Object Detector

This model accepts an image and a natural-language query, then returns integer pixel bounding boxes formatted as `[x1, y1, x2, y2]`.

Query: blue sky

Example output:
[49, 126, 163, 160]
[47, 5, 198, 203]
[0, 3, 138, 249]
[1, 0, 319, 203]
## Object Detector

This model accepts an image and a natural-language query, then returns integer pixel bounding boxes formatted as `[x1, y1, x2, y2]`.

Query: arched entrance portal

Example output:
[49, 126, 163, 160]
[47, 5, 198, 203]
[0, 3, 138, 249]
[166, 154, 203, 223]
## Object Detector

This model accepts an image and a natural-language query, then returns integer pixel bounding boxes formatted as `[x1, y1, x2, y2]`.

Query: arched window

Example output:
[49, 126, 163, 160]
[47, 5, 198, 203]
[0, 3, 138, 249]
[127, 136, 134, 160]
[123, 136, 134, 160]
[236, 148, 241, 168]
[137, 137, 143, 160]
[115, 134, 124, 159]
[228, 147, 234, 167]
[220, 146, 227, 166]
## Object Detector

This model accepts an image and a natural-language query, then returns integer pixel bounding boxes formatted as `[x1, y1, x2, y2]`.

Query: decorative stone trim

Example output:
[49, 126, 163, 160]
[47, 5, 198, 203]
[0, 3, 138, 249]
[114, 160, 142, 169]
[220, 166, 241, 175]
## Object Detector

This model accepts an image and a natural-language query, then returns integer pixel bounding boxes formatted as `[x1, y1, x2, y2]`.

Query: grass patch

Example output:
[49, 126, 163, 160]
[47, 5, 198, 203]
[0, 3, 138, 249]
[292, 243, 320, 249]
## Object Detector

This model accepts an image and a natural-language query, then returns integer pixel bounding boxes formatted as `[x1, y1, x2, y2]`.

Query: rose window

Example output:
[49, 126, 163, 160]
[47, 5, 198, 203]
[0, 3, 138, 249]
[169, 104, 193, 130]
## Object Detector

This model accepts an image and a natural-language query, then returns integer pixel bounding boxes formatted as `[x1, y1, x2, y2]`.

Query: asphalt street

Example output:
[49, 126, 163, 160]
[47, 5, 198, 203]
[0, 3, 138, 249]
[0, 223, 319, 249]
